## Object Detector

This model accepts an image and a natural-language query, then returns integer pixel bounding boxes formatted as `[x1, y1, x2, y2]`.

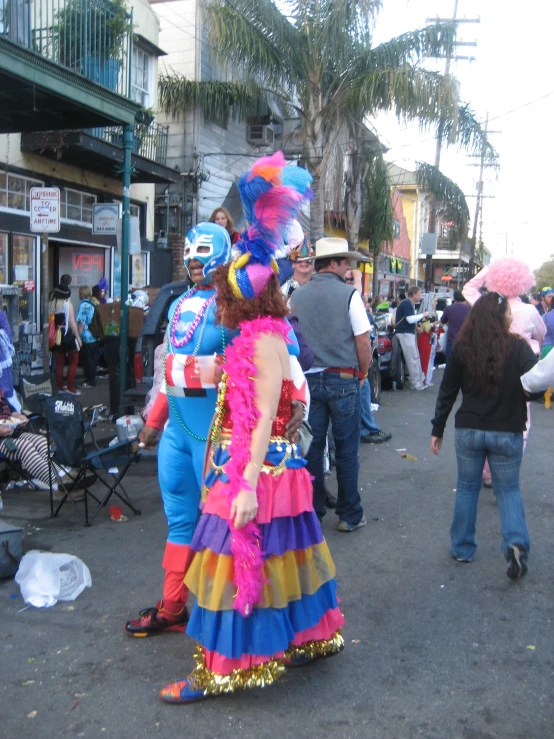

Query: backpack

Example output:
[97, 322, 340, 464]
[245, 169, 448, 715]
[84, 300, 103, 340]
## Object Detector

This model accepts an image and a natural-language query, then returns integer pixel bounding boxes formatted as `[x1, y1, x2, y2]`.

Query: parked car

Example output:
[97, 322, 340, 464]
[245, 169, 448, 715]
[367, 315, 382, 404]
[373, 313, 407, 390]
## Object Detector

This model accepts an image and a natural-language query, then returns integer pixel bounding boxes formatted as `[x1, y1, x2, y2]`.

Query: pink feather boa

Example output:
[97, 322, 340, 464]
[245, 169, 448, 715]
[223, 316, 292, 617]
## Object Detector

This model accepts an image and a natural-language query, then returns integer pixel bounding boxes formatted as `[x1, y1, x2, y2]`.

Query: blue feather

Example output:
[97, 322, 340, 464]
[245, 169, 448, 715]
[281, 166, 313, 194]
[238, 174, 272, 224]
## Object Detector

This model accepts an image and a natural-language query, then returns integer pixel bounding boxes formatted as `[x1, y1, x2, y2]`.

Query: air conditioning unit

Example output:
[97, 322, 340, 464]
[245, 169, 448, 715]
[246, 124, 274, 146]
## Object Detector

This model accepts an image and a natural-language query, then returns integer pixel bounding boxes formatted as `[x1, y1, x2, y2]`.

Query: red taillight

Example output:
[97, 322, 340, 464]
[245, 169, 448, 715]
[134, 353, 143, 384]
[378, 336, 392, 351]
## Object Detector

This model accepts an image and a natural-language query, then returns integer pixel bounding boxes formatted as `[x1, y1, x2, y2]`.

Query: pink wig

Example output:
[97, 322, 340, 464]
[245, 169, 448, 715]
[485, 258, 535, 298]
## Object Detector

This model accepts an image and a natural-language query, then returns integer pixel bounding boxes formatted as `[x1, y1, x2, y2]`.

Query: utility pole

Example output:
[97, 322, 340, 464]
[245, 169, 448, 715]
[468, 112, 487, 277]
[424, 0, 479, 291]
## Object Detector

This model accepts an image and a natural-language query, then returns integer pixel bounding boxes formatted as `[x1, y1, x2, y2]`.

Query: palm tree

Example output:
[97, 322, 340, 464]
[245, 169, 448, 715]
[359, 153, 395, 296]
[159, 0, 492, 242]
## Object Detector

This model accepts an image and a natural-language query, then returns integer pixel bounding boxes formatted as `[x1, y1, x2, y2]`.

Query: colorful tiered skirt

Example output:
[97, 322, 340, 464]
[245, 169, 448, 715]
[183, 436, 345, 694]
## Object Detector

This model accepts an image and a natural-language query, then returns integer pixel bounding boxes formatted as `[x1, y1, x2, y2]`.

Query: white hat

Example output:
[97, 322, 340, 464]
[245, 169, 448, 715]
[308, 237, 369, 262]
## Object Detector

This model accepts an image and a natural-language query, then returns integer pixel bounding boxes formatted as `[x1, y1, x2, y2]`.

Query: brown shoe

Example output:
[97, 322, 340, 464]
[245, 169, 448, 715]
[124, 599, 188, 637]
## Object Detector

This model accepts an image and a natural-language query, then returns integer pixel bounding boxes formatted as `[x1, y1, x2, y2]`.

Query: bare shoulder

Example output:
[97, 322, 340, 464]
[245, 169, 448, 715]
[254, 332, 290, 375]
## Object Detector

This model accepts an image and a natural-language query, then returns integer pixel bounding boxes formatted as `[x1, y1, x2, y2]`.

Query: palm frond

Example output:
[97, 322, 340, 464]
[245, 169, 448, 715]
[416, 161, 469, 239]
[207, 1, 302, 88]
[359, 154, 395, 254]
[158, 75, 267, 124]
[347, 67, 459, 125]
[441, 104, 499, 162]
[354, 23, 456, 75]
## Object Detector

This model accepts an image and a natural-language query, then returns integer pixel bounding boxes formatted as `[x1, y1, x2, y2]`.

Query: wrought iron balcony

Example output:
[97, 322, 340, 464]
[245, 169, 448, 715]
[87, 122, 169, 165]
[0, 0, 132, 97]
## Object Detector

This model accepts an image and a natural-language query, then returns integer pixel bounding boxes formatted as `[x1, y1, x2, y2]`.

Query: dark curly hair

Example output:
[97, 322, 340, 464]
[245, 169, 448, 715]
[212, 264, 289, 329]
[454, 291, 517, 396]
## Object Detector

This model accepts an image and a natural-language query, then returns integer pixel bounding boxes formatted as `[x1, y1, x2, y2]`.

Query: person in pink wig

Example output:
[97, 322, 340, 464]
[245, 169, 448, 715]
[463, 258, 545, 486]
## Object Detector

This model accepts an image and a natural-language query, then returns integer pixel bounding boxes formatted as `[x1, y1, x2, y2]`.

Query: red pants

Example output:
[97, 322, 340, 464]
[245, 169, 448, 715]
[54, 350, 79, 393]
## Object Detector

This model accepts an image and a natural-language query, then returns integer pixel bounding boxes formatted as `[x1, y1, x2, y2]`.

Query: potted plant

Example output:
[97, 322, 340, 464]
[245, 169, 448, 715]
[56, 0, 132, 92]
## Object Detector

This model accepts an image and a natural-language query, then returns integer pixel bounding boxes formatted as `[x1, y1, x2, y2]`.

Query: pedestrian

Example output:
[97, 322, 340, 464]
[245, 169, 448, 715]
[280, 236, 315, 299]
[344, 269, 392, 445]
[76, 286, 102, 388]
[159, 151, 343, 706]
[430, 292, 539, 579]
[127, 220, 306, 637]
[529, 292, 544, 316]
[125, 223, 236, 637]
[208, 206, 240, 245]
[463, 258, 545, 487]
[540, 287, 553, 315]
[440, 289, 470, 360]
[394, 286, 429, 391]
[417, 318, 438, 387]
[49, 279, 82, 396]
[539, 299, 554, 407]
[291, 237, 371, 532]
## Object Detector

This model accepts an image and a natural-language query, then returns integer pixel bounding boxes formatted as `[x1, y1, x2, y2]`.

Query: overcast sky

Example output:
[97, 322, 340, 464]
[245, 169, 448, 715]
[370, 0, 554, 269]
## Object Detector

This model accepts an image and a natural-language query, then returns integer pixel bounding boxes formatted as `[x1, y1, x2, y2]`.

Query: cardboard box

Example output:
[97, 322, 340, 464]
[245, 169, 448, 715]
[98, 303, 145, 338]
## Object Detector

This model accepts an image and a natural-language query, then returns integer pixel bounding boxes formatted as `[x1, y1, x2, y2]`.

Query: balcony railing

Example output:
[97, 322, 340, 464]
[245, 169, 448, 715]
[0, 0, 132, 98]
[436, 236, 471, 257]
[87, 122, 169, 165]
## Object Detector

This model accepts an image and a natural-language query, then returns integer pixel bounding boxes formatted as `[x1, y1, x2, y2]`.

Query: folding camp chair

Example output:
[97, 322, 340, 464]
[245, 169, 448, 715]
[44, 395, 142, 526]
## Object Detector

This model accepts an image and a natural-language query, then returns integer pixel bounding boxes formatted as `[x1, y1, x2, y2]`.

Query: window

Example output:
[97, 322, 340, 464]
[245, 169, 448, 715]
[0, 172, 44, 212]
[60, 188, 97, 224]
[0, 233, 8, 283]
[131, 47, 152, 107]
[12, 234, 37, 325]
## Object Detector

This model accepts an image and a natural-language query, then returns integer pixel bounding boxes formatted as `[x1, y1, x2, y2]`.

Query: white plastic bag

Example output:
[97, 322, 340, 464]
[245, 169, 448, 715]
[15, 551, 92, 608]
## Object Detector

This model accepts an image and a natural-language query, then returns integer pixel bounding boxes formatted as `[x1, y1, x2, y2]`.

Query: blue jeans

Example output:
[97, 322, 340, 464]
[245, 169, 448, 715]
[306, 373, 364, 525]
[360, 377, 380, 438]
[451, 428, 530, 561]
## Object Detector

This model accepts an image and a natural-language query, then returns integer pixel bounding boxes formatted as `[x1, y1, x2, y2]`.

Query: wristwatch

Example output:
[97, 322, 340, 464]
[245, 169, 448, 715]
[358, 371, 368, 380]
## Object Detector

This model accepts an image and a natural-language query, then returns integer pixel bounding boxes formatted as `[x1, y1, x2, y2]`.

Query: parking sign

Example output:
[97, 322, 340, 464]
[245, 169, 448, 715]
[30, 188, 60, 233]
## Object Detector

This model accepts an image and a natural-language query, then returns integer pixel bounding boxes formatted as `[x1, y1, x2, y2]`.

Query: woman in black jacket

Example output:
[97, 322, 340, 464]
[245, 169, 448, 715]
[430, 292, 538, 579]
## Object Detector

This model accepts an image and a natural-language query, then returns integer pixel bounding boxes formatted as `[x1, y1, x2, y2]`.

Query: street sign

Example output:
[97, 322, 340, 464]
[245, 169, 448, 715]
[420, 233, 438, 255]
[92, 203, 120, 234]
[30, 188, 60, 233]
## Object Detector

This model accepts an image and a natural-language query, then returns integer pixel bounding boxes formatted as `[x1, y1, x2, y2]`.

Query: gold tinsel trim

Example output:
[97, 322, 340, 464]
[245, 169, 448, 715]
[191, 631, 344, 696]
[283, 630, 345, 662]
[192, 645, 285, 695]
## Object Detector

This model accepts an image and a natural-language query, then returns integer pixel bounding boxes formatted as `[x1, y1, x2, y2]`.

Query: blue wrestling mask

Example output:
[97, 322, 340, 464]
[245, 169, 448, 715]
[184, 223, 232, 285]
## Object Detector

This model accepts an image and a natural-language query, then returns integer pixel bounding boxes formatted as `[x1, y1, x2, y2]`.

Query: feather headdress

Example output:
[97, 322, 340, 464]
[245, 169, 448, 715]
[228, 152, 313, 299]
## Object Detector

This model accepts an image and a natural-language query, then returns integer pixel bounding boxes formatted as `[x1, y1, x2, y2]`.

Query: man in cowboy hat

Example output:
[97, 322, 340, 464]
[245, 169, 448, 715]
[291, 237, 371, 532]
[281, 234, 316, 299]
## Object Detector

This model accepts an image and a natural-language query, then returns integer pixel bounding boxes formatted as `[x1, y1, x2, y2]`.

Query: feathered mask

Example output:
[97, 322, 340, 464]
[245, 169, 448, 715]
[228, 152, 313, 300]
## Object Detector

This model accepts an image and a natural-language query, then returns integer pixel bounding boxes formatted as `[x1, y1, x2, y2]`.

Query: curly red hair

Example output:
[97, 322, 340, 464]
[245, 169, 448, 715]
[212, 264, 288, 329]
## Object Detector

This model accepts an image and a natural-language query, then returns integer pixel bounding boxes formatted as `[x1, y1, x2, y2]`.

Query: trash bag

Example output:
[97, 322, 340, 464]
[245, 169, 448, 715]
[15, 551, 92, 608]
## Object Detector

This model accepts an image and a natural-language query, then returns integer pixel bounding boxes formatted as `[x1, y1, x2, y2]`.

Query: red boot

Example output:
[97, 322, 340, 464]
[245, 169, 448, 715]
[125, 599, 188, 637]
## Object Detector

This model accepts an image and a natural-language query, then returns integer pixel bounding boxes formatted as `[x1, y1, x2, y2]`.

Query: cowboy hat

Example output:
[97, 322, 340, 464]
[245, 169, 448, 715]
[298, 237, 368, 262]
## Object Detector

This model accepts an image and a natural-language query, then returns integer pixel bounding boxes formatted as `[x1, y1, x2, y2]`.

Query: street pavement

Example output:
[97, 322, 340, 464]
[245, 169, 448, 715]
[1, 372, 553, 739]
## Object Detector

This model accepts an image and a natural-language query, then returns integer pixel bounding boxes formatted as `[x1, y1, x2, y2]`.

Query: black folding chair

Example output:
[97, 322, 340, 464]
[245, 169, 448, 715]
[44, 395, 142, 526]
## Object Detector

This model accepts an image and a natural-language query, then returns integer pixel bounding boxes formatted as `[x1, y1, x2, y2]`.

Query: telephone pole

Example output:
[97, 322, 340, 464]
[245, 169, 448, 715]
[424, 0, 479, 291]
[468, 112, 487, 277]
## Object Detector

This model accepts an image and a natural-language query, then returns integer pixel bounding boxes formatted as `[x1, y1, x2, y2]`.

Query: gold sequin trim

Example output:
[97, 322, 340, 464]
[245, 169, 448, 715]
[283, 630, 345, 662]
[191, 645, 285, 695]
[191, 630, 344, 695]
[208, 435, 300, 478]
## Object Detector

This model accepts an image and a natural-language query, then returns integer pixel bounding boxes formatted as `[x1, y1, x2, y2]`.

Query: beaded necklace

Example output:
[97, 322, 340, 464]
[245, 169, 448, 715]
[164, 295, 226, 441]
[170, 286, 217, 348]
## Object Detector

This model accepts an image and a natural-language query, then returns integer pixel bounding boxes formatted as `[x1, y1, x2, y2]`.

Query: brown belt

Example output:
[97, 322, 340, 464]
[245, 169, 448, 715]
[323, 367, 357, 378]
